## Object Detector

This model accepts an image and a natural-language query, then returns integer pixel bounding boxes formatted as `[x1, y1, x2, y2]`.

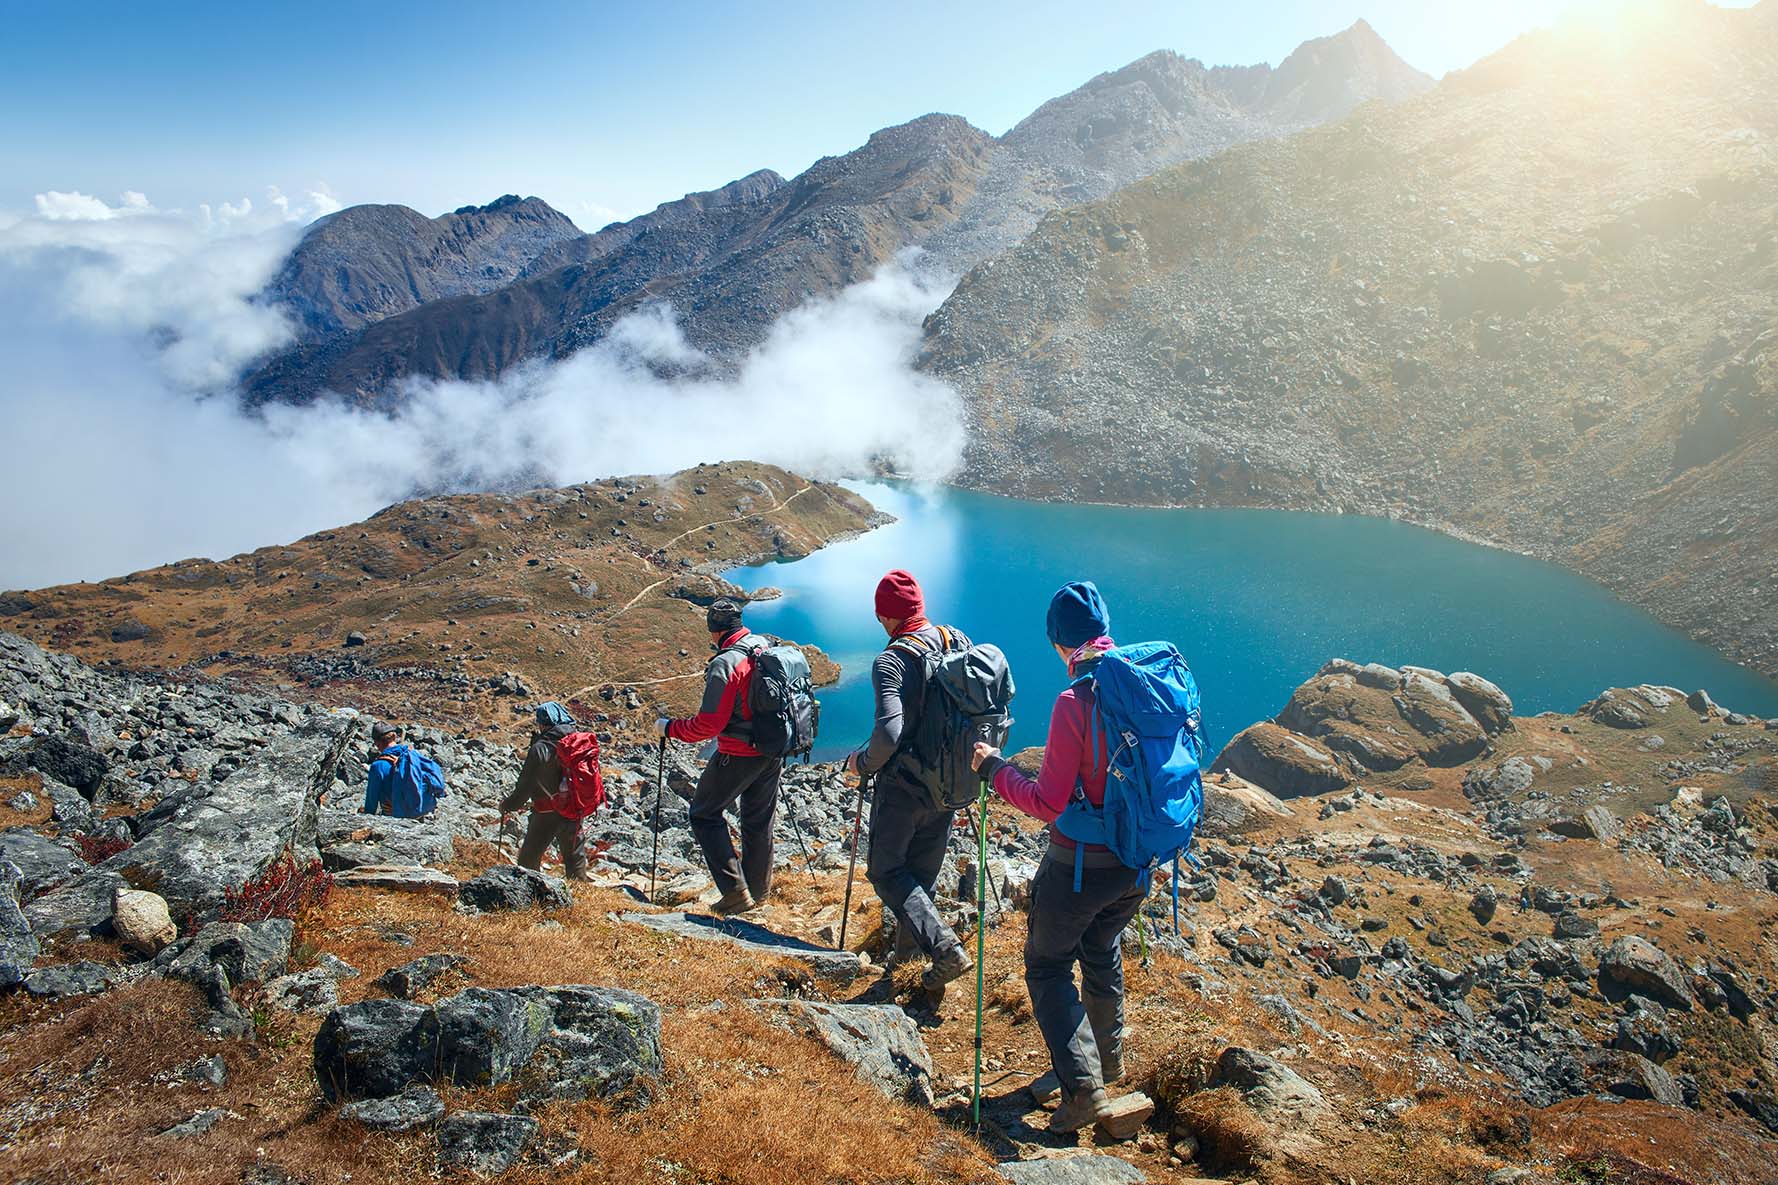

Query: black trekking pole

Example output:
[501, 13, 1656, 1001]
[783, 795, 819, 885]
[837, 770, 870, 952]
[649, 736, 667, 904]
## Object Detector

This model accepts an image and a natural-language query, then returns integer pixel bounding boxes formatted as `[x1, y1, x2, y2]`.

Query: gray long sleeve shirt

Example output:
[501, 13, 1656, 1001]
[852, 623, 968, 787]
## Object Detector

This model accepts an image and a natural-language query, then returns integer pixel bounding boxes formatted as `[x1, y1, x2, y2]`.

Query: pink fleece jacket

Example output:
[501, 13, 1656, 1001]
[990, 681, 1109, 851]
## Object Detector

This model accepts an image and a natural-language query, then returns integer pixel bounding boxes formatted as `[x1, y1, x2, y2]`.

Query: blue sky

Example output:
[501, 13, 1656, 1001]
[2, 0, 1744, 227]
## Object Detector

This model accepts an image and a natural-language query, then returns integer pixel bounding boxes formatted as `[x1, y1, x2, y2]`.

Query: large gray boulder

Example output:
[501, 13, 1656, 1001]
[0, 860, 40, 988]
[318, 809, 454, 870]
[997, 1157, 1146, 1184]
[26, 718, 355, 936]
[435, 987, 551, 1087]
[1549, 804, 1620, 843]
[1444, 672, 1514, 735]
[1198, 774, 1294, 838]
[161, 919, 295, 985]
[1211, 723, 1348, 798]
[0, 829, 84, 899]
[1, 734, 107, 795]
[619, 911, 865, 982]
[1583, 686, 1677, 730]
[1583, 1049, 1685, 1108]
[513, 985, 663, 1105]
[756, 999, 934, 1106]
[314, 984, 662, 1108]
[1212, 1047, 1330, 1123]
[1599, 936, 1693, 1010]
[314, 999, 442, 1102]
[1391, 673, 1490, 764]
[458, 865, 572, 912]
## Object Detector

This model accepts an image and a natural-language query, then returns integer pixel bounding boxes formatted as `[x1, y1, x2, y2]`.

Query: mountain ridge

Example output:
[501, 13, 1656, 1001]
[245, 20, 1430, 407]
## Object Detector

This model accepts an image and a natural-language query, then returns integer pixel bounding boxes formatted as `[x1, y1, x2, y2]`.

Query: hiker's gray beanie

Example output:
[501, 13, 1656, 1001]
[706, 598, 744, 633]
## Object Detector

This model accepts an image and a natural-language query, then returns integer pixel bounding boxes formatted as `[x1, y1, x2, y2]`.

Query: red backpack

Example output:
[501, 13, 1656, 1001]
[549, 731, 607, 821]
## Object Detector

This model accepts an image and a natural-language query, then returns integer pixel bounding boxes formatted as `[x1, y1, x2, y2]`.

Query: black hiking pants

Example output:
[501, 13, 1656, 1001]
[1025, 850, 1147, 1103]
[689, 752, 782, 901]
[516, 810, 586, 878]
[866, 778, 962, 959]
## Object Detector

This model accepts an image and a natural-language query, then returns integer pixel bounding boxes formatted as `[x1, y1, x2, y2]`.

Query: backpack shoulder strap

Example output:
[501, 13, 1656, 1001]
[374, 752, 399, 768]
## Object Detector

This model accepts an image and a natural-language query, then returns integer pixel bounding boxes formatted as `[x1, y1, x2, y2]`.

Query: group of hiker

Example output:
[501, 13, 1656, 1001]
[364, 568, 1204, 1138]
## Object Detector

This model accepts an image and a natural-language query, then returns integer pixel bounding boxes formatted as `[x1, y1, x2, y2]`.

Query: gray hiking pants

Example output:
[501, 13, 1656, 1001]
[1025, 849, 1148, 1102]
[867, 778, 961, 959]
[689, 752, 781, 901]
[516, 810, 586, 878]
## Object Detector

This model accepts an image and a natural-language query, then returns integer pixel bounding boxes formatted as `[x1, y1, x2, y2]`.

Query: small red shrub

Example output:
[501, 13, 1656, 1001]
[74, 833, 132, 864]
[218, 851, 333, 923]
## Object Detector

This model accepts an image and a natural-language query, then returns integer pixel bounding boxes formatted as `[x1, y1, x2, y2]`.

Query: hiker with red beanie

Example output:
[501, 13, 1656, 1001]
[970, 580, 1147, 1135]
[655, 599, 780, 916]
[843, 570, 974, 998]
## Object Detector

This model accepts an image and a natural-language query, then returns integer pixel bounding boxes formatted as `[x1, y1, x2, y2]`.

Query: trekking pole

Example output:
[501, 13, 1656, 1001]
[783, 795, 819, 885]
[963, 807, 1006, 915]
[837, 770, 869, 952]
[649, 736, 667, 904]
[972, 775, 989, 1134]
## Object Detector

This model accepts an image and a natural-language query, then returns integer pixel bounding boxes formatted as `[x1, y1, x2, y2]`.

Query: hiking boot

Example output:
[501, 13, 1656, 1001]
[884, 923, 921, 972]
[712, 887, 757, 917]
[1099, 1048, 1124, 1086]
[919, 944, 973, 998]
[1048, 1086, 1110, 1134]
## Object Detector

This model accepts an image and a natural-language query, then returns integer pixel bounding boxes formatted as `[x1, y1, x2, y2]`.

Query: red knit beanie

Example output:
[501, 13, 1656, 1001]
[874, 569, 924, 622]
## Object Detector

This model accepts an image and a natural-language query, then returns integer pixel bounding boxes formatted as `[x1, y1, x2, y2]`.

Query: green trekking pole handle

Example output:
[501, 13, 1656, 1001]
[973, 775, 988, 1134]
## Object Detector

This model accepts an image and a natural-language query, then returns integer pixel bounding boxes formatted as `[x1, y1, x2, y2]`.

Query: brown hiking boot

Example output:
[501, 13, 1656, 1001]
[712, 887, 757, 917]
[919, 944, 973, 1002]
[1048, 1086, 1111, 1134]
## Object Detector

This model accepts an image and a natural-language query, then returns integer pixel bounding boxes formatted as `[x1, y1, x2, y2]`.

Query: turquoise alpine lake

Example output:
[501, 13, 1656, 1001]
[728, 482, 1778, 762]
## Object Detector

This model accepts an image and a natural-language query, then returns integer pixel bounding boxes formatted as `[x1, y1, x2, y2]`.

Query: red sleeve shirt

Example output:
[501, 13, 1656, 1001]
[991, 685, 1108, 826]
[668, 629, 761, 757]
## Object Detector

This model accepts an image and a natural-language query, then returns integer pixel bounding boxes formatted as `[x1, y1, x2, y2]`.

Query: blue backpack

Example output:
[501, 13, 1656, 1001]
[1053, 642, 1205, 930]
[374, 746, 447, 817]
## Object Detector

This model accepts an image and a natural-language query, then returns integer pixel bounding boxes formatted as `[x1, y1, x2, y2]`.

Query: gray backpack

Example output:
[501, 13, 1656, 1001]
[889, 626, 1015, 809]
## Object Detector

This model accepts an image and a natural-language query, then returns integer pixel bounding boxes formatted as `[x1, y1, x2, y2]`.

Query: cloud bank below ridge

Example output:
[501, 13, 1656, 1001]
[0, 189, 965, 588]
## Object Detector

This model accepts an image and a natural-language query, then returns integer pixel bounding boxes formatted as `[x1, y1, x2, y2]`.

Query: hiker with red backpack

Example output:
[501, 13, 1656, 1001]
[500, 702, 606, 880]
[971, 581, 1204, 1135]
[843, 570, 1013, 1001]
[655, 599, 816, 916]
[364, 721, 446, 818]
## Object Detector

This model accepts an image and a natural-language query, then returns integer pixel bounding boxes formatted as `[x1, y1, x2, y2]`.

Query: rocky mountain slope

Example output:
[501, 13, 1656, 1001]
[921, 20, 1430, 272]
[268, 195, 583, 339]
[2, 623, 1775, 1184]
[923, 0, 1778, 681]
[243, 23, 1428, 408]
[0, 461, 877, 734]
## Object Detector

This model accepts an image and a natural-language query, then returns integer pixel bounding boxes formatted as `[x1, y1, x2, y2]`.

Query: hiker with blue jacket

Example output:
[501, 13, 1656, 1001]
[364, 721, 446, 818]
[972, 581, 1203, 1135]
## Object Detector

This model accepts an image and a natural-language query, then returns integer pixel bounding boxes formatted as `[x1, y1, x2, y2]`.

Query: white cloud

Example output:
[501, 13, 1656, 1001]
[0, 186, 966, 589]
[33, 190, 138, 221]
